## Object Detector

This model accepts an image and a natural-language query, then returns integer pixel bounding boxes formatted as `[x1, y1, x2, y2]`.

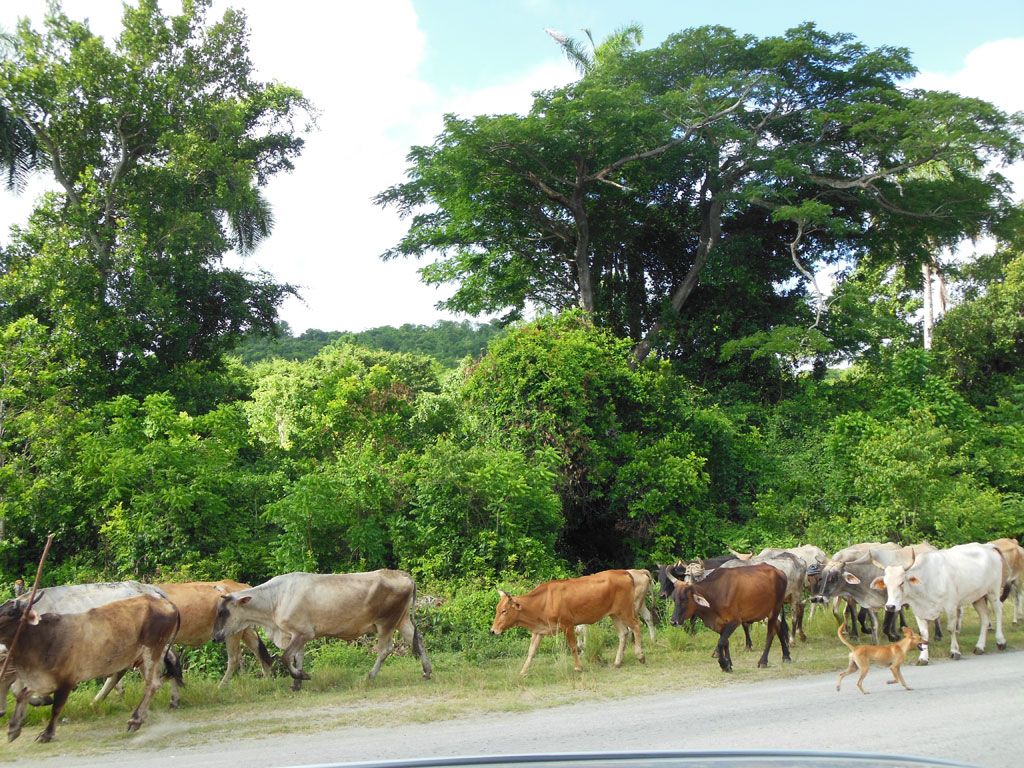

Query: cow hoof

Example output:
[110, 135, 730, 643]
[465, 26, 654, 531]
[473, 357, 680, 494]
[951, 652, 961, 660]
[35, 731, 52, 743]
[997, 642, 1007, 650]
[916, 659, 929, 666]
[757, 661, 767, 668]
[290, 681, 303, 692]
[422, 672, 431, 680]
[638, 656, 646, 665]
[973, 647, 985, 655]
[126, 720, 142, 733]
[783, 657, 792, 663]
[7, 730, 20, 743]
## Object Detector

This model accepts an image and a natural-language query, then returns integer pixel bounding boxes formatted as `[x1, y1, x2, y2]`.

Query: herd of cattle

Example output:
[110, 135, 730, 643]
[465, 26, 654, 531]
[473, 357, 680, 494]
[0, 537, 1020, 744]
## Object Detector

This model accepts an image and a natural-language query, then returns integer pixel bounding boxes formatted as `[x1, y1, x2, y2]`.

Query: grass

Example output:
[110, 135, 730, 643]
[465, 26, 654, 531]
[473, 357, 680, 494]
[1, 605, 1022, 761]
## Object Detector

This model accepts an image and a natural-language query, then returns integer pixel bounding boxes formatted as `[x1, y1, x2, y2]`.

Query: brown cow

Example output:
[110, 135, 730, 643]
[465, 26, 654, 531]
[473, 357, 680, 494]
[0, 593, 180, 742]
[490, 569, 645, 676]
[667, 562, 790, 672]
[92, 580, 275, 708]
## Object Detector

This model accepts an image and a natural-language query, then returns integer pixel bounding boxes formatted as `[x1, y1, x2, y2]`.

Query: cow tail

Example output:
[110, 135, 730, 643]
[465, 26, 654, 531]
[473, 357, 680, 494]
[643, 568, 658, 625]
[256, 634, 275, 670]
[162, 605, 185, 688]
[990, 544, 1012, 602]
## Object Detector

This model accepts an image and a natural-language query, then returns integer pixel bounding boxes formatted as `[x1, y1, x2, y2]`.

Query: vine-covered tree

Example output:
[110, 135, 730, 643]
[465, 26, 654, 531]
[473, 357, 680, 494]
[0, 0, 313, 405]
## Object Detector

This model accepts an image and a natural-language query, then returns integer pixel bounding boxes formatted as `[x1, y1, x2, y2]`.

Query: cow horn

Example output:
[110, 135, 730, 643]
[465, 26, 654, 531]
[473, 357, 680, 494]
[666, 570, 679, 585]
[869, 551, 886, 571]
[906, 548, 916, 570]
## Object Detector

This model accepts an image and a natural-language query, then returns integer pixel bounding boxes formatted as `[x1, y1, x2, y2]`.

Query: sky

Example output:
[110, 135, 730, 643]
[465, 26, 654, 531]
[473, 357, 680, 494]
[2, 1, 1023, 335]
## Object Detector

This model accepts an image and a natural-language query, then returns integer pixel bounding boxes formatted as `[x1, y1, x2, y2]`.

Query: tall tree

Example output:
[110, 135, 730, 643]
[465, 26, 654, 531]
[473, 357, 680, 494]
[377, 24, 1022, 374]
[0, 0, 312, 403]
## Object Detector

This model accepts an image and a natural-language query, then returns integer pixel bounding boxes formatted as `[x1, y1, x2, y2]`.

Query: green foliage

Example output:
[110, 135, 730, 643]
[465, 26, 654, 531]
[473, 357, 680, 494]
[263, 441, 399, 573]
[396, 439, 565, 582]
[237, 319, 507, 369]
[0, 0, 312, 406]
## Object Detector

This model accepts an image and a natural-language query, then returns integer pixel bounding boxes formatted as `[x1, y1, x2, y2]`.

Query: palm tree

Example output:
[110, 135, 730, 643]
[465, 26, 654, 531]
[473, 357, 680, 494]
[544, 24, 643, 75]
[1, 28, 41, 192]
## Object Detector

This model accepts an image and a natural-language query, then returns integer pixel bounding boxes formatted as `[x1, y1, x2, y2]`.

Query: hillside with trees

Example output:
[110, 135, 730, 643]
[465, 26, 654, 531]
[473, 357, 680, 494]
[1, 3, 1022, 620]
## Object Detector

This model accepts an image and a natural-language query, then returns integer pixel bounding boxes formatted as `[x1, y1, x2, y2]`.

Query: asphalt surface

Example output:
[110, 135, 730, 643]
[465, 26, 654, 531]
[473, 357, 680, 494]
[4, 647, 1021, 768]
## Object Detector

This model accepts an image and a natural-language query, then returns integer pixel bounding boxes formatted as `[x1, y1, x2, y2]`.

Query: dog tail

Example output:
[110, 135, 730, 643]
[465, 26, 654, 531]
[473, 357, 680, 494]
[837, 621, 856, 651]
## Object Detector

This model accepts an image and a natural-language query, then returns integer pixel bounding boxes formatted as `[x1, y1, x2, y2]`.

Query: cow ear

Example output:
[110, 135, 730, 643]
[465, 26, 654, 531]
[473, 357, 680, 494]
[26, 610, 40, 626]
[238, 595, 253, 605]
[907, 575, 922, 586]
[869, 577, 885, 590]
[693, 594, 710, 608]
[843, 572, 861, 585]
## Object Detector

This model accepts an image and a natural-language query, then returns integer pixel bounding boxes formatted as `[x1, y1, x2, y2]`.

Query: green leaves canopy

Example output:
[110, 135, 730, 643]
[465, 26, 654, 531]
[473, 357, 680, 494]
[0, 0, 312, 404]
[378, 23, 1022, 378]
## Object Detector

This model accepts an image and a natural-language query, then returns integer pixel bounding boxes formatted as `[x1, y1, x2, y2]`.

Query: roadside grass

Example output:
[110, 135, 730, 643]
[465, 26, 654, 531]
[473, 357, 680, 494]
[2, 606, 1022, 760]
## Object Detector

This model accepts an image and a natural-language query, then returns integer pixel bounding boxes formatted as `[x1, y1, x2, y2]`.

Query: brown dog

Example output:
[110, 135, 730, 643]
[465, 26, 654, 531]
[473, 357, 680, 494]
[836, 621, 927, 694]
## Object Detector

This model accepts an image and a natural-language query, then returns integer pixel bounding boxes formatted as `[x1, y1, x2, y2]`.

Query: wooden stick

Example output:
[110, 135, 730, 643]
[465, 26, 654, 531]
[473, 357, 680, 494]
[0, 533, 55, 683]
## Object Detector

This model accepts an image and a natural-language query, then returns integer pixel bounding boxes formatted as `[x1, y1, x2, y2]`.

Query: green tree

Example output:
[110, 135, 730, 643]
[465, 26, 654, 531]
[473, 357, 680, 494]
[378, 24, 1022, 378]
[0, 0, 312, 405]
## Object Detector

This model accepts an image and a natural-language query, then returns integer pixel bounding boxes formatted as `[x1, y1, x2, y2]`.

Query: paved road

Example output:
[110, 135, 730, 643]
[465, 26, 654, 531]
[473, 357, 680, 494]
[6, 649, 1023, 768]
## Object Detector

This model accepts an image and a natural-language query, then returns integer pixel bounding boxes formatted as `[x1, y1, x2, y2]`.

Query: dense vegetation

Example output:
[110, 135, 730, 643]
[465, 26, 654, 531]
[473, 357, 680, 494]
[1, 1, 1022, 656]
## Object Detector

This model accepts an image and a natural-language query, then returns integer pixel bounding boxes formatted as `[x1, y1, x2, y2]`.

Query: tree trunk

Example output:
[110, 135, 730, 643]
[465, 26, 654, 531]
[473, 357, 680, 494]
[922, 261, 933, 350]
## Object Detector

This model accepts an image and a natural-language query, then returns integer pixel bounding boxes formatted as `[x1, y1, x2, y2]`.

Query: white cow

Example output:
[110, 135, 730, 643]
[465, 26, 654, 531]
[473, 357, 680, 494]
[870, 542, 1006, 664]
[211, 569, 432, 691]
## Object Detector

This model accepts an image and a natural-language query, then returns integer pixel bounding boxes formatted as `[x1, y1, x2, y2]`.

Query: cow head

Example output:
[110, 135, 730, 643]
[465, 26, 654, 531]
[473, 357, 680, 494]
[657, 561, 688, 599]
[868, 550, 921, 612]
[0, 596, 43, 643]
[665, 573, 710, 627]
[211, 593, 253, 643]
[490, 590, 523, 635]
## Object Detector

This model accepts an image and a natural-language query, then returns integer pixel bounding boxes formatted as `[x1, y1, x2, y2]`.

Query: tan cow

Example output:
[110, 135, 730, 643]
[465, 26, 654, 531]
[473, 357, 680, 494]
[211, 570, 432, 691]
[575, 568, 657, 648]
[0, 593, 180, 743]
[92, 580, 275, 708]
[988, 538, 1024, 624]
[491, 569, 645, 676]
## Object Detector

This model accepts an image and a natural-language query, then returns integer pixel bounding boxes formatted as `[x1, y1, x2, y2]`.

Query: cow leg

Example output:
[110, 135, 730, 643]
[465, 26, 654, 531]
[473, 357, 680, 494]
[608, 617, 629, 669]
[992, 589, 1007, 650]
[913, 615, 931, 665]
[7, 686, 31, 742]
[779, 613, 792, 662]
[396, 615, 433, 680]
[741, 622, 753, 651]
[717, 623, 738, 672]
[857, 607, 872, 635]
[639, 604, 657, 642]
[37, 684, 71, 743]
[127, 649, 163, 733]
[219, 633, 244, 687]
[1012, 582, 1023, 625]
[93, 669, 127, 706]
[240, 628, 276, 679]
[844, 602, 859, 639]
[369, 630, 396, 680]
[563, 624, 586, 672]
[519, 632, 544, 676]
[281, 634, 313, 690]
[791, 598, 805, 644]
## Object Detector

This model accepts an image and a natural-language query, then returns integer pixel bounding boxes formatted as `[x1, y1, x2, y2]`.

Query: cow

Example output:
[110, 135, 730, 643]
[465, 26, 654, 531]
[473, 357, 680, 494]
[811, 542, 938, 644]
[211, 569, 431, 691]
[988, 538, 1024, 625]
[92, 580, 276, 708]
[0, 580, 172, 716]
[576, 568, 657, 647]
[718, 552, 806, 644]
[665, 562, 790, 672]
[869, 542, 1007, 664]
[490, 569, 645, 676]
[0, 593, 181, 743]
